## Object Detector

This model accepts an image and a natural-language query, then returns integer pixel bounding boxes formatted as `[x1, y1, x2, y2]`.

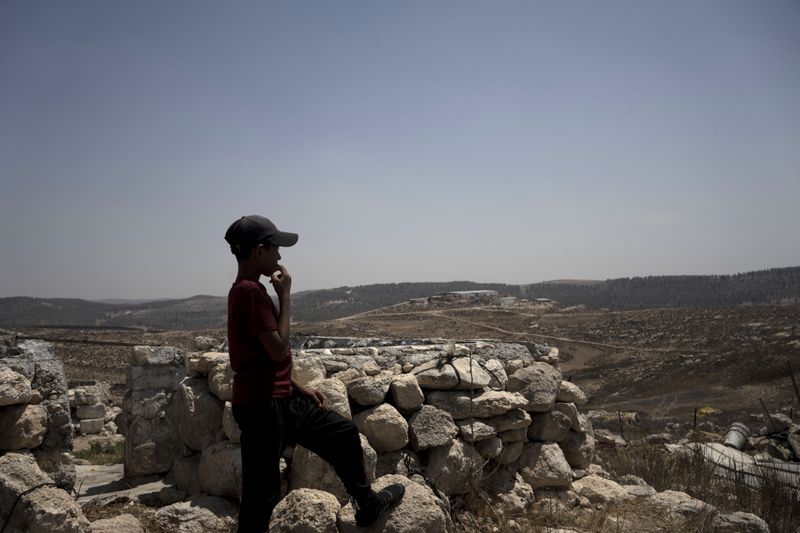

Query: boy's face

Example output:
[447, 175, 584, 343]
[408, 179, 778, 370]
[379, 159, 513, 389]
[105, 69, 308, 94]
[254, 242, 281, 276]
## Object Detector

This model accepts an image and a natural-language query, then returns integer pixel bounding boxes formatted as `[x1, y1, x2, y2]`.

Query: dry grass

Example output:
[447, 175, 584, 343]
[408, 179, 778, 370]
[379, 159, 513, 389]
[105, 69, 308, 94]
[600, 436, 800, 533]
[73, 440, 125, 465]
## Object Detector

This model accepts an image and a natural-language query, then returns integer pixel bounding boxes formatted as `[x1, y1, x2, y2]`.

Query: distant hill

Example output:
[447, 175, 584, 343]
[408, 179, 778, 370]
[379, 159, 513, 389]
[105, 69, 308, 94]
[1, 266, 798, 330]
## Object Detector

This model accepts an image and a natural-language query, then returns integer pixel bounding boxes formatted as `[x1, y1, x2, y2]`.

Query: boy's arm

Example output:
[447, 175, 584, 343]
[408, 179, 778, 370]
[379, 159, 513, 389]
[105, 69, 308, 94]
[257, 265, 292, 362]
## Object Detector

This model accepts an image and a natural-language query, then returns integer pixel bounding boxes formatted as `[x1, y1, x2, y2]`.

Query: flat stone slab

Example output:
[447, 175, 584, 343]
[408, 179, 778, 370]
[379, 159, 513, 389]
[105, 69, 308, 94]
[75, 464, 168, 504]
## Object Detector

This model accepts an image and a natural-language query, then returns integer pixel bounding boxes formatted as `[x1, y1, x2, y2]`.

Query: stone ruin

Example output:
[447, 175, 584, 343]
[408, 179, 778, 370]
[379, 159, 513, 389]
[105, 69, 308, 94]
[118, 336, 598, 531]
[0, 334, 90, 531]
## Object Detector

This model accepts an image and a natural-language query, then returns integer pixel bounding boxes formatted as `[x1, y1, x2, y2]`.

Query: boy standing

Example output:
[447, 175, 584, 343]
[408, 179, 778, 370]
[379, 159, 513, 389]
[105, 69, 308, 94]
[224, 215, 404, 532]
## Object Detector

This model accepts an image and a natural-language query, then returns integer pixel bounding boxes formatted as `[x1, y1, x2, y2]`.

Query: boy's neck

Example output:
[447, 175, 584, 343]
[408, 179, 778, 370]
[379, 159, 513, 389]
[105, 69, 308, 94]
[237, 263, 262, 282]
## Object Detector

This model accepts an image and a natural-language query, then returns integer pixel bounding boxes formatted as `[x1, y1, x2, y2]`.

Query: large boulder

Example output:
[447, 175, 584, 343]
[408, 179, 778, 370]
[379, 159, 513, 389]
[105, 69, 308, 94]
[408, 405, 458, 451]
[122, 389, 171, 419]
[557, 380, 588, 405]
[337, 474, 454, 533]
[270, 488, 341, 533]
[33, 449, 76, 491]
[389, 374, 424, 412]
[91, 513, 144, 533]
[353, 404, 409, 452]
[130, 346, 183, 366]
[293, 357, 327, 386]
[125, 416, 179, 477]
[0, 452, 89, 532]
[126, 365, 182, 392]
[0, 366, 32, 406]
[648, 490, 716, 519]
[481, 466, 534, 516]
[152, 495, 237, 533]
[346, 376, 393, 406]
[484, 408, 531, 433]
[712, 512, 769, 533]
[425, 439, 483, 495]
[198, 441, 242, 499]
[426, 390, 528, 419]
[375, 450, 423, 478]
[572, 474, 629, 504]
[497, 440, 525, 465]
[412, 357, 491, 390]
[0, 404, 48, 450]
[289, 434, 376, 503]
[528, 409, 572, 442]
[185, 352, 228, 376]
[559, 430, 595, 469]
[456, 419, 496, 443]
[175, 378, 224, 452]
[308, 378, 351, 420]
[207, 362, 233, 402]
[506, 363, 562, 412]
[173, 454, 203, 496]
[516, 442, 572, 489]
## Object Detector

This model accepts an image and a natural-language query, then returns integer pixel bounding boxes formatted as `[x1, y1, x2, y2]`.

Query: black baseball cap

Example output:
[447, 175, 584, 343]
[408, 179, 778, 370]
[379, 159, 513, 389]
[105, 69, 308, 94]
[224, 215, 299, 250]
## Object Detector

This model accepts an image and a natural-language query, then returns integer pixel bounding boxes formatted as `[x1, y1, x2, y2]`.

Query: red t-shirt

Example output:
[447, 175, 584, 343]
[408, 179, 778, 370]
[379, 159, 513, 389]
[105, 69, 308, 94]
[227, 277, 293, 404]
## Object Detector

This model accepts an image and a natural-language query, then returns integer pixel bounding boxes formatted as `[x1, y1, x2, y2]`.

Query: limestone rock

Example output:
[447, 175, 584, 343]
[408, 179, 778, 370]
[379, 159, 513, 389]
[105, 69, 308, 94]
[557, 381, 587, 406]
[5, 485, 91, 532]
[208, 363, 233, 402]
[485, 408, 531, 433]
[130, 346, 183, 366]
[91, 514, 144, 533]
[126, 365, 182, 392]
[293, 357, 327, 386]
[389, 374, 424, 412]
[483, 358, 508, 389]
[173, 454, 203, 496]
[193, 336, 218, 351]
[456, 419, 496, 443]
[412, 357, 491, 390]
[648, 490, 716, 519]
[353, 404, 408, 453]
[497, 440, 524, 465]
[77, 404, 106, 420]
[475, 437, 503, 459]
[199, 441, 242, 499]
[289, 434, 376, 503]
[712, 511, 769, 533]
[559, 430, 595, 469]
[516, 442, 572, 489]
[308, 378, 351, 420]
[426, 390, 528, 419]
[528, 410, 572, 442]
[498, 428, 527, 443]
[176, 378, 224, 452]
[551, 402, 580, 431]
[270, 488, 340, 533]
[0, 452, 53, 522]
[481, 467, 534, 516]
[375, 450, 423, 477]
[222, 402, 241, 443]
[506, 363, 562, 412]
[346, 376, 392, 406]
[330, 368, 361, 384]
[408, 405, 458, 451]
[80, 418, 104, 435]
[124, 416, 178, 477]
[122, 389, 170, 419]
[362, 360, 382, 376]
[0, 404, 48, 450]
[425, 439, 482, 495]
[572, 474, 628, 504]
[33, 449, 76, 491]
[153, 495, 237, 533]
[337, 474, 454, 533]
[185, 352, 228, 376]
[0, 366, 32, 406]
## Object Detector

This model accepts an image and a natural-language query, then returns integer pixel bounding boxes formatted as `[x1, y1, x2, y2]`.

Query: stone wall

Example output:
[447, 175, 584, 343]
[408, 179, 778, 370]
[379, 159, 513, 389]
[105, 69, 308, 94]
[0, 334, 90, 531]
[123, 337, 595, 529]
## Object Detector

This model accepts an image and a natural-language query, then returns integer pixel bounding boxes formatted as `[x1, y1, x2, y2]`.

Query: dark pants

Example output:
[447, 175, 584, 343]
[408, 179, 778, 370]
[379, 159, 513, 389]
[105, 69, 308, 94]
[232, 391, 372, 533]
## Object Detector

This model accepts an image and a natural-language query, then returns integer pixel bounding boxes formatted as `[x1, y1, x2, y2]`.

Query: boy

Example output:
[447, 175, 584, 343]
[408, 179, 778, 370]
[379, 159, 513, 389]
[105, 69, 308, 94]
[224, 215, 404, 532]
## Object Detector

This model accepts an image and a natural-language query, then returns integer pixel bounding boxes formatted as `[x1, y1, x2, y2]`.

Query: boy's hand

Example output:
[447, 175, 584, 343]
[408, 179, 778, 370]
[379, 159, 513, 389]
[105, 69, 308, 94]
[297, 384, 328, 410]
[270, 264, 292, 297]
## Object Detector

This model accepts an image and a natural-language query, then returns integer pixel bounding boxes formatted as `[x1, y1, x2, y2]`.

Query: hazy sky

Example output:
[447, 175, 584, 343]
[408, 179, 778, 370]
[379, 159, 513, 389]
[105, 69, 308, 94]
[2, 1, 799, 300]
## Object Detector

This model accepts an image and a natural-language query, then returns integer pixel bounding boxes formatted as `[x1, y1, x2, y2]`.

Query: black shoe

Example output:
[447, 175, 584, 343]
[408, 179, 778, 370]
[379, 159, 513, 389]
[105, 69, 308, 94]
[354, 484, 405, 527]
